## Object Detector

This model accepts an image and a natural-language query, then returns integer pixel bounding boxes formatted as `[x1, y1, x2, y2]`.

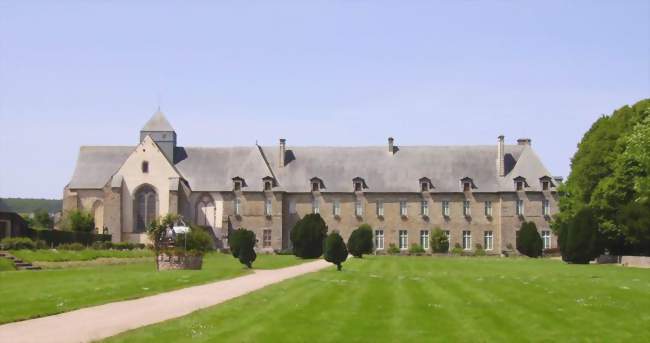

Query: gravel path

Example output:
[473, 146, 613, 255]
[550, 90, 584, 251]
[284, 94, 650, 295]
[0, 259, 330, 343]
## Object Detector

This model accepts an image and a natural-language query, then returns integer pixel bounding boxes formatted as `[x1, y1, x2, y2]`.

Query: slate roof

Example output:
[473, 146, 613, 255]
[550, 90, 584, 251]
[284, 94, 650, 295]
[68, 142, 555, 193]
[141, 110, 175, 132]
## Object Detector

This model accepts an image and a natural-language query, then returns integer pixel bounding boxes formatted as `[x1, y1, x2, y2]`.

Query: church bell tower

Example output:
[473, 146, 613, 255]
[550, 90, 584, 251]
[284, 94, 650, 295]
[140, 109, 177, 163]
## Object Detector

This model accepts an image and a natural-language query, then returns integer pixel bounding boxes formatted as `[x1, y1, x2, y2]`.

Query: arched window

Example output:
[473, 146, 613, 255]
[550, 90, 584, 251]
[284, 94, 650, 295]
[196, 194, 215, 227]
[134, 185, 157, 233]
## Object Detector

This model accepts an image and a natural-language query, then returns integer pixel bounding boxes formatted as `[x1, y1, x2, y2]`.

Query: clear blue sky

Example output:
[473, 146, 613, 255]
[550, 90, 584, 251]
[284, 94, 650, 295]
[1, 1, 648, 199]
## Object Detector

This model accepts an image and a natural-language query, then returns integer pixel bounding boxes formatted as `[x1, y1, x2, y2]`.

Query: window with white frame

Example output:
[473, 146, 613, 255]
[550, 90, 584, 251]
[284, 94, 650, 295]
[516, 200, 524, 216]
[463, 200, 471, 216]
[332, 200, 341, 216]
[312, 198, 320, 214]
[234, 198, 241, 216]
[484, 201, 492, 217]
[542, 230, 551, 249]
[462, 230, 471, 250]
[543, 200, 550, 216]
[399, 230, 408, 250]
[420, 230, 429, 250]
[484, 231, 493, 251]
[376, 201, 384, 217]
[355, 199, 363, 216]
[265, 198, 272, 216]
[263, 229, 272, 248]
[400, 201, 408, 216]
[442, 201, 450, 217]
[375, 229, 384, 250]
[289, 200, 296, 214]
[421, 200, 429, 216]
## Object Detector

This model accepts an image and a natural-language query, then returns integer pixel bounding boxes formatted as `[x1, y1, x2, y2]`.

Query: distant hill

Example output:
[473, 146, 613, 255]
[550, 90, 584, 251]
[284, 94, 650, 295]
[0, 198, 62, 214]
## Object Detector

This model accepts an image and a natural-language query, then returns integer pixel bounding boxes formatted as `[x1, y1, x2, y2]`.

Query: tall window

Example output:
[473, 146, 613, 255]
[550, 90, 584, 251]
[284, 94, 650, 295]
[484, 231, 493, 251]
[312, 181, 320, 192]
[421, 200, 429, 216]
[399, 230, 408, 250]
[234, 180, 242, 191]
[289, 200, 296, 214]
[355, 199, 363, 216]
[463, 182, 471, 192]
[420, 230, 429, 250]
[264, 181, 272, 191]
[141, 161, 149, 173]
[543, 200, 550, 216]
[376, 201, 384, 217]
[332, 200, 341, 216]
[484, 201, 492, 217]
[263, 229, 272, 248]
[197, 195, 215, 227]
[542, 230, 551, 249]
[312, 198, 320, 214]
[542, 181, 550, 191]
[463, 200, 471, 216]
[462, 230, 471, 250]
[400, 201, 408, 216]
[134, 185, 157, 233]
[375, 229, 384, 250]
[265, 198, 272, 216]
[442, 201, 450, 217]
[234, 198, 241, 216]
[516, 181, 524, 191]
[516, 200, 524, 216]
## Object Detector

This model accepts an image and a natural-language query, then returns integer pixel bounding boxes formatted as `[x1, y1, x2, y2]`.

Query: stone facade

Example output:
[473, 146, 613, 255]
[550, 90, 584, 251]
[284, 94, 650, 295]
[64, 111, 560, 252]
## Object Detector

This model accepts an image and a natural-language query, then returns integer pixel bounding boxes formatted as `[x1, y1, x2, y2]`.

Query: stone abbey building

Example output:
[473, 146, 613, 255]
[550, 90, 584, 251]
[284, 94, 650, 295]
[64, 111, 559, 253]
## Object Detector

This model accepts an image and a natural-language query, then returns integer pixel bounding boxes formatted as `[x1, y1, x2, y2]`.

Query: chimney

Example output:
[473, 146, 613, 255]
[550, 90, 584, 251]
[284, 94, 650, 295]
[279, 138, 286, 167]
[517, 138, 532, 146]
[388, 137, 394, 154]
[497, 135, 505, 177]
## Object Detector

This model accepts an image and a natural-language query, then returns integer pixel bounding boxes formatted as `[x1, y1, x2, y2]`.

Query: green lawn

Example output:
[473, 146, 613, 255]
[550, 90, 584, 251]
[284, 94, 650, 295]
[0, 253, 306, 324]
[105, 256, 650, 343]
[11, 249, 153, 262]
[0, 258, 14, 271]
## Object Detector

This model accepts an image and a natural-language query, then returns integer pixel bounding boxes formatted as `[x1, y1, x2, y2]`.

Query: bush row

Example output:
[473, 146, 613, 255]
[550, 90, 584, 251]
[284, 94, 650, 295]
[0, 237, 147, 251]
[23, 228, 111, 247]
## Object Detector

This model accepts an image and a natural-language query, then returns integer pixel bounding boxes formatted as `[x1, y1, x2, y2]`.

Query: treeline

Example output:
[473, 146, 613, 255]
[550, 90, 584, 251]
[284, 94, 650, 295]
[0, 198, 62, 214]
[554, 98, 649, 258]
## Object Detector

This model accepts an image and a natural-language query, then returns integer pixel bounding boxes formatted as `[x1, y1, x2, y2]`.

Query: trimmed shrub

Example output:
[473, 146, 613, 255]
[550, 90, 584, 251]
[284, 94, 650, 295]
[290, 214, 327, 258]
[430, 228, 449, 253]
[474, 243, 486, 256]
[324, 232, 348, 271]
[517, 222, 543, 258]
[62, 209, 95, 232]
[57, 243, 85, 251]
[1, 237, 37, 250]
[111, 242, 145, 250]
[347, 224, 374, 258]
[451, 243, 463, 255]
[176, 227, 214, 254]
[561, 207, 603, 264]
[387, 243, 400, 255]
[229, 229, 256, 268]
[409, 243, 425, 255]
[92, 241, 113, 250]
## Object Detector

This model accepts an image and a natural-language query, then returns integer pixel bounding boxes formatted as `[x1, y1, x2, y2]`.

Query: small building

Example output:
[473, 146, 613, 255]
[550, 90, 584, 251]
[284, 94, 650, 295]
[0, 211, 30, 240]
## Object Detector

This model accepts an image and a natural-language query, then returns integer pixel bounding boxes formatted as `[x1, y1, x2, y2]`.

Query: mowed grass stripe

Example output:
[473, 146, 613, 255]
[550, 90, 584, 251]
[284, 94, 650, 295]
[104, 256, 650, 343]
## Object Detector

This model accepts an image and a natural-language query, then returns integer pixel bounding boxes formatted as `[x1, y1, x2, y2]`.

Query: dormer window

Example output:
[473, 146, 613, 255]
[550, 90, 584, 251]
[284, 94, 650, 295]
[142, 161, 149, 173]
[419, 177, 432, 192]
[542, 181, 549, 191]
[310, 177, 323, 192]
[461, 177, 474, 192]
[539, 176, 554, 191]
[514, 176, 528, 191]
[353, 177, 366, 192]
[232, 177, 246, 191]
[262, 176, 275, 191]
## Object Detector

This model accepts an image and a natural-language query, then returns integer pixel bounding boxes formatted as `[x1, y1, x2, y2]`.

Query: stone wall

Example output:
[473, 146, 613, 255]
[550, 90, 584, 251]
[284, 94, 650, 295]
[157, 254, 203, 270]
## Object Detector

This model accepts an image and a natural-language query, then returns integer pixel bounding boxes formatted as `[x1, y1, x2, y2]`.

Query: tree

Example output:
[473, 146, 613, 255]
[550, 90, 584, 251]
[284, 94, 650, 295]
[63, 209, 94, 232]
[324, 232, 348, 271]
[561, 207, 603, 264]
[290, 213, 327, 258]
[516, 222, 543, 258]
[33, 209, 53, 229]
[617, 202, 650, 256]
[228, 228, 257, 268]
[430, 227, 449, 253]
[347, 224, 373, 258]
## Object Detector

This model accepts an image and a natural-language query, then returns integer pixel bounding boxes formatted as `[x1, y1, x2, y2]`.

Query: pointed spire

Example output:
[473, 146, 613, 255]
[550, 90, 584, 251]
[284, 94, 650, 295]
[142, 109, 175, 132]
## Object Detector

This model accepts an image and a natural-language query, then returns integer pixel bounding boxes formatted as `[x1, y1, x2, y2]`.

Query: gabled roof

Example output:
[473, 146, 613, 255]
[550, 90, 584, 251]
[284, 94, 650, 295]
[141, 110, 175, 132]
[68, 146, 134, 189]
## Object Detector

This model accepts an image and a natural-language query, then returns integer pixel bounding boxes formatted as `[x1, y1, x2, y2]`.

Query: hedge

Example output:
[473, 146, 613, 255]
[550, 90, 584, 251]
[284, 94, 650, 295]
[23, 228, 111, 247]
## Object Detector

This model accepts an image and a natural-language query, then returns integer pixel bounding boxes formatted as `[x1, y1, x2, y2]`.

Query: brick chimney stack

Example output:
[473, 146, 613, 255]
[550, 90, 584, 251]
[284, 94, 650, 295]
[388, 137, 394, 154]
[279, 138, 286, 167]
[497, 135, 505, 177]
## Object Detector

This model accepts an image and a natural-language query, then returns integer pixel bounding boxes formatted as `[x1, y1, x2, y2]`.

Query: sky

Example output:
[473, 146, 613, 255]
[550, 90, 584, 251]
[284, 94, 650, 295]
[0, 1, 648, 199]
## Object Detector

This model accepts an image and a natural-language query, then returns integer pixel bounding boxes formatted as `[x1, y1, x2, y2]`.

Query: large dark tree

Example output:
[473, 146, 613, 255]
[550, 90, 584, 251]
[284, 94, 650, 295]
[347, 224, 374, 258]
[324, 232, 348, 271]
[554, 99, 650, 255]
[560, 207, 603, 264]
[290, 214, 328, 258]
[516, 222, 543, 258]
